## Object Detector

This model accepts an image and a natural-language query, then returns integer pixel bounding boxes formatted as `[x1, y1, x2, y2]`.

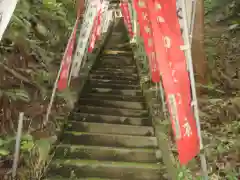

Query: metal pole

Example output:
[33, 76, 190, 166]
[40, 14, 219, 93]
[180, 0, 208, 179]
[189, 0, 197, 45]
[43, 59, 63, 126]
[12, 112, 24, 179]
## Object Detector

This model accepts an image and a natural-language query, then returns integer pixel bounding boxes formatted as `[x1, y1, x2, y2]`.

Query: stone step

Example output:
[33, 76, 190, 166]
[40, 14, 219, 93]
[48, 159, 164, 180]
[93, 64, 136, 69]
[85, 88, 142, 96]
[76, 105, 148, 118]
[91, 70, 138, 77]
[95, 67, 137, 73]
[78, 98, 145, 110]
[70, 113, 152, 126]
[81, 93, 145, 102]
[100, 59, 134, 66]
[62, 132, 157, 148]
[100, 54, 133, 61]
[66, 122, 154, 136]
[88, 78, 139, 86]
[89, 74, 138, 81]
[86, 81, 140, 90]
[54, 145, 161, 163]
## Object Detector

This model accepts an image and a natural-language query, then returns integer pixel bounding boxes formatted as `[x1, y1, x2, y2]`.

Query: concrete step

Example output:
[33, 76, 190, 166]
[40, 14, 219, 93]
[78, 98, 145, 110]
[93, 64, 135, 69]
[91, 70, 138, 77]
[85, 88, 142, 96]
[89, 74, 138, 81]
[95, 67, 137, 73]
[81, 93, 145, 102]
[54, 145, 161, 163]
[86, 81, 140, 90]
[88, 78, 139, 86]
[100, 54, 133, 61]
[100, 59, 134, 66]
[76, 105, 148, 118]
[66, 122, 154, 136]
[62, 132, 157, 148]
[48, 159, 165, 180]
[70, 113, 152, 126]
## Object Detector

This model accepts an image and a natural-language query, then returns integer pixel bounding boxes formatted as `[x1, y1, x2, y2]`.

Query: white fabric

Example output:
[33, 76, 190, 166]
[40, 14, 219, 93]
[71, 1, 99, 77]
[0, 0, 19, 41]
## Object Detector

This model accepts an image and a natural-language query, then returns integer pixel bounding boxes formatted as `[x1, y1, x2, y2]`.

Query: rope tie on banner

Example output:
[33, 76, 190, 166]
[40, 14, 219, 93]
[180, 44, 191, 50]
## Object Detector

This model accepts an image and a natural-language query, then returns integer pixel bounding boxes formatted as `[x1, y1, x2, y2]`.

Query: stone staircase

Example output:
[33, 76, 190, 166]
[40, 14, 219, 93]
[44, 22, 166, 180]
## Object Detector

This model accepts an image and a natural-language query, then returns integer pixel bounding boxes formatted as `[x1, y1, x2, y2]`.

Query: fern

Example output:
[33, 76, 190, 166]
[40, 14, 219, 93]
[4, 89, 30, 102]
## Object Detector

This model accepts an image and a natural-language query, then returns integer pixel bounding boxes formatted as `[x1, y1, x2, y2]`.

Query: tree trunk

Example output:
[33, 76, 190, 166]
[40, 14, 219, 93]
[191, 0, 207, 96]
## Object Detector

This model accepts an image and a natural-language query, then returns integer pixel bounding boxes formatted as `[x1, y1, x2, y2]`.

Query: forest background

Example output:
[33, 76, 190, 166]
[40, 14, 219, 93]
[0, 0, 239, 179]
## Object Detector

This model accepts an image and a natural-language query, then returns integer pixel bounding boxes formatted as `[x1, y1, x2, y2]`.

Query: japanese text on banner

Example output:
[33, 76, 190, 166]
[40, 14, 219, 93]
[57, 18, 79, 90]
[133, 0, 160, 83]
[146, 0, 199, 164]
[120, 1, 134, 37]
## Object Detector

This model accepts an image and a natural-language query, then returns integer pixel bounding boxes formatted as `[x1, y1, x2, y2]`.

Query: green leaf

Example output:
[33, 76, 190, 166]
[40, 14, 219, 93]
[0, 139, 6, 146]
[21, 134, 33, 141]
[21, 141, 34, 151]
[0, 149, 10, 156]
[43, 0, 57, 9]
[5, 89, 30, 102]
[35, 139, 51, 163]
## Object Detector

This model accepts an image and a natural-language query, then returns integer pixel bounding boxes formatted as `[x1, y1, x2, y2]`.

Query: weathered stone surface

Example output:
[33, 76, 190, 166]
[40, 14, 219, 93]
[76, 105, 148, 117]
[54, 145, 161, 163]
[48, 159, 165, 180]
[66, 122, 154, 136]
[45, 20, 165, 180]
[71, 113, 152, 126]
[62, 132, 157, 148]
[79, 98, 145, 110]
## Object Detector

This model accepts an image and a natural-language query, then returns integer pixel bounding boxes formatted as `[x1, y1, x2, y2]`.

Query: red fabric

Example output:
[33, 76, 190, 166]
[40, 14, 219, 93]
[146, 0, 199, 164]
[133, 0, 160, 82]
[88, 7, 102, 52]
[120, 2, 134, 37]
[57, 18, 79, 91]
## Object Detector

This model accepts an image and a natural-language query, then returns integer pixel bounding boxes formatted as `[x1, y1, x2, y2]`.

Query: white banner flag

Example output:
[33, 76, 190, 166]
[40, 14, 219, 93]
[0, 0, 19, 41]
[100, 1, 111, 33]
[70, 0, 99, 77]
[102, 10, 113, 33]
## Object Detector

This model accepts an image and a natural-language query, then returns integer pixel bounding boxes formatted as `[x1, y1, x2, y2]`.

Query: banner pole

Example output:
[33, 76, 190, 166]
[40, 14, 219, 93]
[189, 0, 197, 45]
[180, 0, 208, 179]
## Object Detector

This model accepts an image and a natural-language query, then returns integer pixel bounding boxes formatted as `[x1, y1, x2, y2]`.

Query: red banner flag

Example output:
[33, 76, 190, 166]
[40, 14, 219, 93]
[146, 0, 199, 164]
[57, 18, 79, 91]
[88, 5, 102, 52]
[133, 0, 160, 83]
[120, 1, 134, 37]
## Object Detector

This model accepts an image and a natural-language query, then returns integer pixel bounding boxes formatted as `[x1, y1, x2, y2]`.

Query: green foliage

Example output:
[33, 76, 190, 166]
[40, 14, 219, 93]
[0, 134, 55, 158]
[3, 89, 30, 102]
[0, 0, 78, 178]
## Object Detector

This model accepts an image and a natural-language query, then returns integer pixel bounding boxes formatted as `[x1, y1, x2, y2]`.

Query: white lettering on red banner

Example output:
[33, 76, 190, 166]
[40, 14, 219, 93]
[133, 0, 160, 83]
[57, 17, 79, 90]
[88, 0, 109, 53]
[120, 1, 134, 37]
[140, 0, 200, 165]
